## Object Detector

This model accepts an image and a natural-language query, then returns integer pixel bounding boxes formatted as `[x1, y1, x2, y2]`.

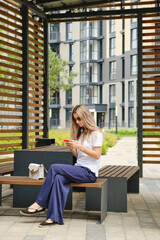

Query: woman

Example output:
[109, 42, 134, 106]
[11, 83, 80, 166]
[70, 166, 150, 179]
[20, 104, 103, 227]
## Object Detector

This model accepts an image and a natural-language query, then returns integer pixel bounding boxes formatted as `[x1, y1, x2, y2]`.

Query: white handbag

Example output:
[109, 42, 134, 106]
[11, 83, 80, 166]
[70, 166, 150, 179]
[28, 163, 45, 180]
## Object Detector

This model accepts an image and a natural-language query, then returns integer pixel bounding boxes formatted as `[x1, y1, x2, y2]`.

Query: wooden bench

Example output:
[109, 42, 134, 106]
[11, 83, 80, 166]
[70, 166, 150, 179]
[0, 176, 107, 223]
[98, 165, 139, 212]
[0, 162, 14, 201]
[0, 162, 14, 176]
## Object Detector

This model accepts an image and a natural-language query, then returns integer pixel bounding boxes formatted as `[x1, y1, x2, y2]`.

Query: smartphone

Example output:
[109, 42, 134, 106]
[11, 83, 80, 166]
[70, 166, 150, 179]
[63, 139, 71, 142]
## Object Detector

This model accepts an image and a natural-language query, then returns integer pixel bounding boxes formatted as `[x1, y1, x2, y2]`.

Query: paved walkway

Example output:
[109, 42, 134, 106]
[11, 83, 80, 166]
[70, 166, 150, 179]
[0, 137, 160, 240]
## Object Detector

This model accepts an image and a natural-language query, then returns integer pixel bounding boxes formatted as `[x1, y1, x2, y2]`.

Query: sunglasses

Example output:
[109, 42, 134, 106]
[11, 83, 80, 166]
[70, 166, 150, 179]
[74, 117, 81, 122]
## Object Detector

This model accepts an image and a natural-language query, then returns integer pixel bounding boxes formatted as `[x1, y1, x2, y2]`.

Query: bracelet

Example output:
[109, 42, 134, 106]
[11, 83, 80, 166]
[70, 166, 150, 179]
[80, 146, 84, 152]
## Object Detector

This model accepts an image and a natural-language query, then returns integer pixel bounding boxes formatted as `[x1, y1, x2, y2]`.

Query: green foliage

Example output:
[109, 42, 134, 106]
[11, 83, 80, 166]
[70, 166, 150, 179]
[49, 129, 70, 146]
[49, 48, 77, 101]
[101, 131, 117, 155]
[103, 127, 137, 138]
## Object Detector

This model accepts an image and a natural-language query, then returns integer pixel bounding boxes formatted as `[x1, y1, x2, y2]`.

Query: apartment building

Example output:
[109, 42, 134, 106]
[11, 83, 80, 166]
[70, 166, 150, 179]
[49, 16, 138, 129]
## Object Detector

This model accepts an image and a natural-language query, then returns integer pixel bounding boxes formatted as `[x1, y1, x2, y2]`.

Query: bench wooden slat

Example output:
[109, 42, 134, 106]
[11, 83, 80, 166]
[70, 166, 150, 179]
[98, 165, 139, 179]
[99, 165, 129, 177]
[107, 166, 129, 177]
[119, 166, 139, 179]
[0, 176, 44, 185]
[98, 165, 114, 173]
[71, 179, 106, 188]
[98, 165, 121, 177]
[0, 176, 106, 188]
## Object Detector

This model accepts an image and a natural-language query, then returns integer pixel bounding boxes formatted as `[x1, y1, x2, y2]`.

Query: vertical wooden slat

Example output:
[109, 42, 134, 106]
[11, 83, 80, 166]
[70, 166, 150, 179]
[43, 19, 49, 138]
[142, 13, 160, 166]
[0, 0, 22, 162]
[21, 4, 29, 149]
[137, 13, 143, 177]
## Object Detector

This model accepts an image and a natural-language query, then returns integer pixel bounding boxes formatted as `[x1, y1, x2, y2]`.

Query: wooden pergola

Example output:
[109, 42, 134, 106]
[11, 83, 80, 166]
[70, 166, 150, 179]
[1, 0, 160, 176]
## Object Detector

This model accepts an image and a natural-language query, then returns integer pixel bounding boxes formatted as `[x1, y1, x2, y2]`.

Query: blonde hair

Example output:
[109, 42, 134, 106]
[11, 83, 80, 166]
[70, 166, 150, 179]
[71, 104, 102, 143]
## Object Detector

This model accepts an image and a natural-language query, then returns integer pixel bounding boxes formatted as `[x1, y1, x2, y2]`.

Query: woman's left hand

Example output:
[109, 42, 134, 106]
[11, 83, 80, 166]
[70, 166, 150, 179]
[65, 140, 82, 150]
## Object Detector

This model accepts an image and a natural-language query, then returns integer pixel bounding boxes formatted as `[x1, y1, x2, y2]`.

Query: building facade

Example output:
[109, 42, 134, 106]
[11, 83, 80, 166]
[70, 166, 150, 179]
[49, 16, 138, 129]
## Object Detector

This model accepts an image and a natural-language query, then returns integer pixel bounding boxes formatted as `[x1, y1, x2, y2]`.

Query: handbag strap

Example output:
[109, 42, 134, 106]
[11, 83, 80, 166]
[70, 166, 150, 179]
[44, 165, 48, 173]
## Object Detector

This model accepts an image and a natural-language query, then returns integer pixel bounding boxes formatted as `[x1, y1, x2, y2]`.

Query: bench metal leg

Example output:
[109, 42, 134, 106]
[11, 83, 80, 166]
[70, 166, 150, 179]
[99, 177, 127, 212]
[86, 180, 108, 223]
[127, 170, 139, 193]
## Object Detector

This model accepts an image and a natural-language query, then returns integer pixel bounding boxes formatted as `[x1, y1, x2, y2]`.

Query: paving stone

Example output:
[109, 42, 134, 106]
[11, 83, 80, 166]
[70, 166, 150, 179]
[86, 224, 106, 240]
[24, 235, 45, 240]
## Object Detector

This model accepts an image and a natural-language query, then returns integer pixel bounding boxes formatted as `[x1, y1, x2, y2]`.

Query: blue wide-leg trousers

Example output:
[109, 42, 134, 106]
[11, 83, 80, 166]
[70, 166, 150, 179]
[36, 164, 96, 225]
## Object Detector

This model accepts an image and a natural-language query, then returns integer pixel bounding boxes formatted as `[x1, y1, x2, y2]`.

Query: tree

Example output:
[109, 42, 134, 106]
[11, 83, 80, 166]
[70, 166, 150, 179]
[49, 48, 77, 101]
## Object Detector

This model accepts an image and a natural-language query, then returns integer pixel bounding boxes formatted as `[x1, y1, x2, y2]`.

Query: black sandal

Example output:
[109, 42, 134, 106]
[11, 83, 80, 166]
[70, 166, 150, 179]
[20, 207, 45, 216]
[39, 220, 57, 228]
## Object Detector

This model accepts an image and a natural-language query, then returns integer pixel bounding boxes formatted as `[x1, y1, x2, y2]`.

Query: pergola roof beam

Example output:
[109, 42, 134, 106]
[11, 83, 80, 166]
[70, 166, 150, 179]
[41, 0, 118, 12]
[14, 0, 47, 19]
[47, 6, 160, 21]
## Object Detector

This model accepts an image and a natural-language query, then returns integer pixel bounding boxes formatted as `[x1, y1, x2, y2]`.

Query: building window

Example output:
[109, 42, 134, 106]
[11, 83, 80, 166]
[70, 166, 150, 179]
[97, 112, 105, 128]
[131, 17, 137, 24]
[122, 82, 125, 103]
[80, 41, 89, 61]
[131, 55, 137, 75]
[109, 85, 116, 103]
[128, 81, 134, 102]
[109, 61, 116, 80]
[100, 40, 103, 58]
[128, 107, 134, 127]
[66, 109, 72, 128]
[80, 21, 87, 38]
[69, 44, 74, 61]
[110, 20, 116, 33]
[51, 91, 60, 105]
[109, 109, 116, 127]
[110, 38, 116, 56]
[66, 89, 72, 105]
[122, 58, 125, 79]
[50, 23, 59, 41]
[90, 63, 99, 83]
[122, 107, 125, 126]
[89, 21, 99, 37]
[89, 40, 99, 60]
[69, 65, 73, 73]
[50, 109, 59, 128]
[122, 33, 125, 54]
[66, 22, 72, 40]
[80, 63, 89, 83]
[80, 85, 98, 104]
[122, 19, 125, 30]
[50, 44, 59, 55]
[80, 21, 99, 38]
[131, 28, 137, 49]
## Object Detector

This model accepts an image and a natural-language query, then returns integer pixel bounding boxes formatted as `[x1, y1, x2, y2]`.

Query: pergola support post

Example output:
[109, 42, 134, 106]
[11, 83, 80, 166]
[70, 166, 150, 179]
[43, 19, 49, 138]
[21, 4, 29, 149]
[137, 13, 143, 177]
